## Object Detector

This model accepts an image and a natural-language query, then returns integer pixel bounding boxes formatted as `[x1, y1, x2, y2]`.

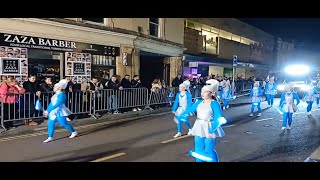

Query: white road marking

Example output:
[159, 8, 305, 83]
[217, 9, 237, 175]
[256, 118, 273, 122]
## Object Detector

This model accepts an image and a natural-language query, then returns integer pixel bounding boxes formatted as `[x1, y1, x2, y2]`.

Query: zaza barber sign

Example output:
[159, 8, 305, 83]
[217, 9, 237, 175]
[0, 33, 77, 52]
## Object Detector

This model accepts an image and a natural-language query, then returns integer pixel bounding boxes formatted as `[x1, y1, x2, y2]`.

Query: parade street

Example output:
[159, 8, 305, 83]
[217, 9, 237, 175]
[0, 97, 319, 162]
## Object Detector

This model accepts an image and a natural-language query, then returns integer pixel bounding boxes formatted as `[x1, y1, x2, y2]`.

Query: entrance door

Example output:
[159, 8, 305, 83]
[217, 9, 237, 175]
[163, 58, 170, 87]
[139, 53, 166, 90]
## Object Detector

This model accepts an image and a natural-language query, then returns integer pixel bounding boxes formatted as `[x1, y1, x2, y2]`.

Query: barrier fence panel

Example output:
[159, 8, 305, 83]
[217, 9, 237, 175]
[145, 88, 178, 110]
[66, 91, 91, 116]
[91, 88, 149, 116]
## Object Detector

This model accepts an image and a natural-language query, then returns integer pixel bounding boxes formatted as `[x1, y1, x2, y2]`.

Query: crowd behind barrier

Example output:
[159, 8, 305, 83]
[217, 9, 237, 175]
[0, 80, 256, 131]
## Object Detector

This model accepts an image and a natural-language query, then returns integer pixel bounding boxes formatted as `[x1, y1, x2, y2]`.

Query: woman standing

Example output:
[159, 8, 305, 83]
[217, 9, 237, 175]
[172, 81, 193, 138]
[0, 76, 26, 129]
[220, 80, 232, 110]
[302, 80, 316, 116]
[176, 79, 227, 162]
[265, 76, 277, 107]
[249, 81, 263, 117]
[279, 82, 300, 130]
[43, 79, 78, 143]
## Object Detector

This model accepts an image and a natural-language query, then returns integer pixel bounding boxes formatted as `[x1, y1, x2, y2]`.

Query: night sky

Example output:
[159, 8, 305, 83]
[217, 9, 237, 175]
[238, 18, 320, 50]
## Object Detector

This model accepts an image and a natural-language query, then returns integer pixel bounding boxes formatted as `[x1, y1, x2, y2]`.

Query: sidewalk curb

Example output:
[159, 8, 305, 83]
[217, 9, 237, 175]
[0, 107, 172, 138]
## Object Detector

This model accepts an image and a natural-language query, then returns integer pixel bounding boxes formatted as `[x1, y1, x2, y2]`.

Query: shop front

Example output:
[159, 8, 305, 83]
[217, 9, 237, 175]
[0, 32, 120, 84]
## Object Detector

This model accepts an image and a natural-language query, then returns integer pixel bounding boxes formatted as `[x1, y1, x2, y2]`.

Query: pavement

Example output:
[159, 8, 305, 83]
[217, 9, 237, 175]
[0, 96, 319, 162]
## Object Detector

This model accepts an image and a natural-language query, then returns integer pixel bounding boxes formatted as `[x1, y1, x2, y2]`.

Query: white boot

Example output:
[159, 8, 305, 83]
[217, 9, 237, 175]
[43, 137, 53, 143]
[257, 113, 261, 117]
[174, 132, 181, 138]
[223, 106, 226, 110]
[286, 125, 291, 130]
[281, 127, 286, 131]
[226, 105, 230, 109]
[69, 131, 78, 139]
[187, 129, 192, 135]
[249, 113, 253, 117]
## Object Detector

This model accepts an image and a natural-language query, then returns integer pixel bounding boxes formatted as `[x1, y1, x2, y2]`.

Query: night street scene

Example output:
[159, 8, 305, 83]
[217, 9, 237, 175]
[0, 18, 320, 163]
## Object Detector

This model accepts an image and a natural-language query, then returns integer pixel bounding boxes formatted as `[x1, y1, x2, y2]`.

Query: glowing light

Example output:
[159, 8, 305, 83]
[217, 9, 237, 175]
[284, 65, 310, 75]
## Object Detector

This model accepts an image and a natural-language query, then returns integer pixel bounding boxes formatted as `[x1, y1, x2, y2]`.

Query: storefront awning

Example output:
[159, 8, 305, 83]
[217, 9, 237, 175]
[184, 54, 273, 69]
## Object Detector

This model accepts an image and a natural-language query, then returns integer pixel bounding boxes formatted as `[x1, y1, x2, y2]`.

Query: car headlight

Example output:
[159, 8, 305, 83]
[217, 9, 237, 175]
[277, 85, 285, 91]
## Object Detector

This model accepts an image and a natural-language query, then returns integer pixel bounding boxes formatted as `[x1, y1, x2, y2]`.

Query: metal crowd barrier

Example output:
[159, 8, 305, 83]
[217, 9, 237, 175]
[0, 83, 262, 131]
[91, 88, 149, 117]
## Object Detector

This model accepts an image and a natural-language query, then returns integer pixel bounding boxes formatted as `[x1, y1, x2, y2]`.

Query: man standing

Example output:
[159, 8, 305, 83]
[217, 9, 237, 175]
[106, 75, 123, 114]
[172, 74, 183, 88]
[131, 75, 142, 111]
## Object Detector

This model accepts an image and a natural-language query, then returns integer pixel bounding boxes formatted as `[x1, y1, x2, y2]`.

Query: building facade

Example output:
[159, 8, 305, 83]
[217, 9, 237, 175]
[0, 18, 184, 89]
[183, 18, 277, 79]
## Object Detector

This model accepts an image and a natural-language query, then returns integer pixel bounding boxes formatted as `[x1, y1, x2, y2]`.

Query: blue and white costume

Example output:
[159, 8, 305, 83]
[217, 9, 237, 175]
[302, 82, 316, 115]
[220, 80, 232, 110]
[279, 82, 300, 130]
[315, 80, 320, 108]
[265, 76, 277, 107]
[43, 79, 77, 143]
[176, 79, 227, 162]
[249, 81, 263, 117]
[172, 81, 193, 138]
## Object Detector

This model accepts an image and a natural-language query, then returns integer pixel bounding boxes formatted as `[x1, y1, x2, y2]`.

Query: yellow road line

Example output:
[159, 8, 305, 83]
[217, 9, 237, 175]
[161, 135, 191, 144]
[310, 146, 320, 160]
[90, 152, 126, 162]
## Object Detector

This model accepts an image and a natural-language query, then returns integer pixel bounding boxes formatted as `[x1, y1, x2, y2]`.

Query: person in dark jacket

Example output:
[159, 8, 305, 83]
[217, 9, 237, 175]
[120, 75, 131, 89]
[40, 77, 53, 111]
[172, 74, 183, 87]
[131, 75, 142, 88]
[131, 75, 142, 111]
[100, 73, 110, 90]
[87, 77, 103, 117]
[22, 74, 41, 126]
[106, 75, 123, 114]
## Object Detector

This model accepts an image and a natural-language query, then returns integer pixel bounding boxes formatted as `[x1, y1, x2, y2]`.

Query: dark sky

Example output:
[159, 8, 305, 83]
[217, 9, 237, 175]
[238, 18, 320, 50]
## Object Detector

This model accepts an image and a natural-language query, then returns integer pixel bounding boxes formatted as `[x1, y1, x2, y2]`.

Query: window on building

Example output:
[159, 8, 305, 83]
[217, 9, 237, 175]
[185, 19, 202, 31]
[202, 30, 218, 54]
[149, 18, 159, 37]
[240, 37, 251, 45]
[219, 30, 232, 40]
[231, 34, 241, 43]
[82, 18, 104, 23]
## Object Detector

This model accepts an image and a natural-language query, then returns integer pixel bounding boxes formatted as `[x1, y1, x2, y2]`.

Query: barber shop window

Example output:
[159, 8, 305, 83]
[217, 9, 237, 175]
[82, 18, 104, 24]
[149, 18, 159, 37]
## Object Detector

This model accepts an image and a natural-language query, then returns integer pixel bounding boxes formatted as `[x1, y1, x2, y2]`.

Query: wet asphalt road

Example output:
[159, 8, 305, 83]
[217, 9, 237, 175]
[0, 96, 319, 162]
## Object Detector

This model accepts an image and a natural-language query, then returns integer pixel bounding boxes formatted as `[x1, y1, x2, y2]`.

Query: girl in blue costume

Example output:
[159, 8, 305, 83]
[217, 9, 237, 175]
[43, 79, 78, 143]
[176, 79, 227, 162]
[302, 80, 316, 116]
[220, 80, 232, 110]
[172, 81, 193, 138]
[265, 76, 277, 107]
[249, 81, 263, 117]
[279, 82, 300, 130]
[315, 80, 320, 108]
